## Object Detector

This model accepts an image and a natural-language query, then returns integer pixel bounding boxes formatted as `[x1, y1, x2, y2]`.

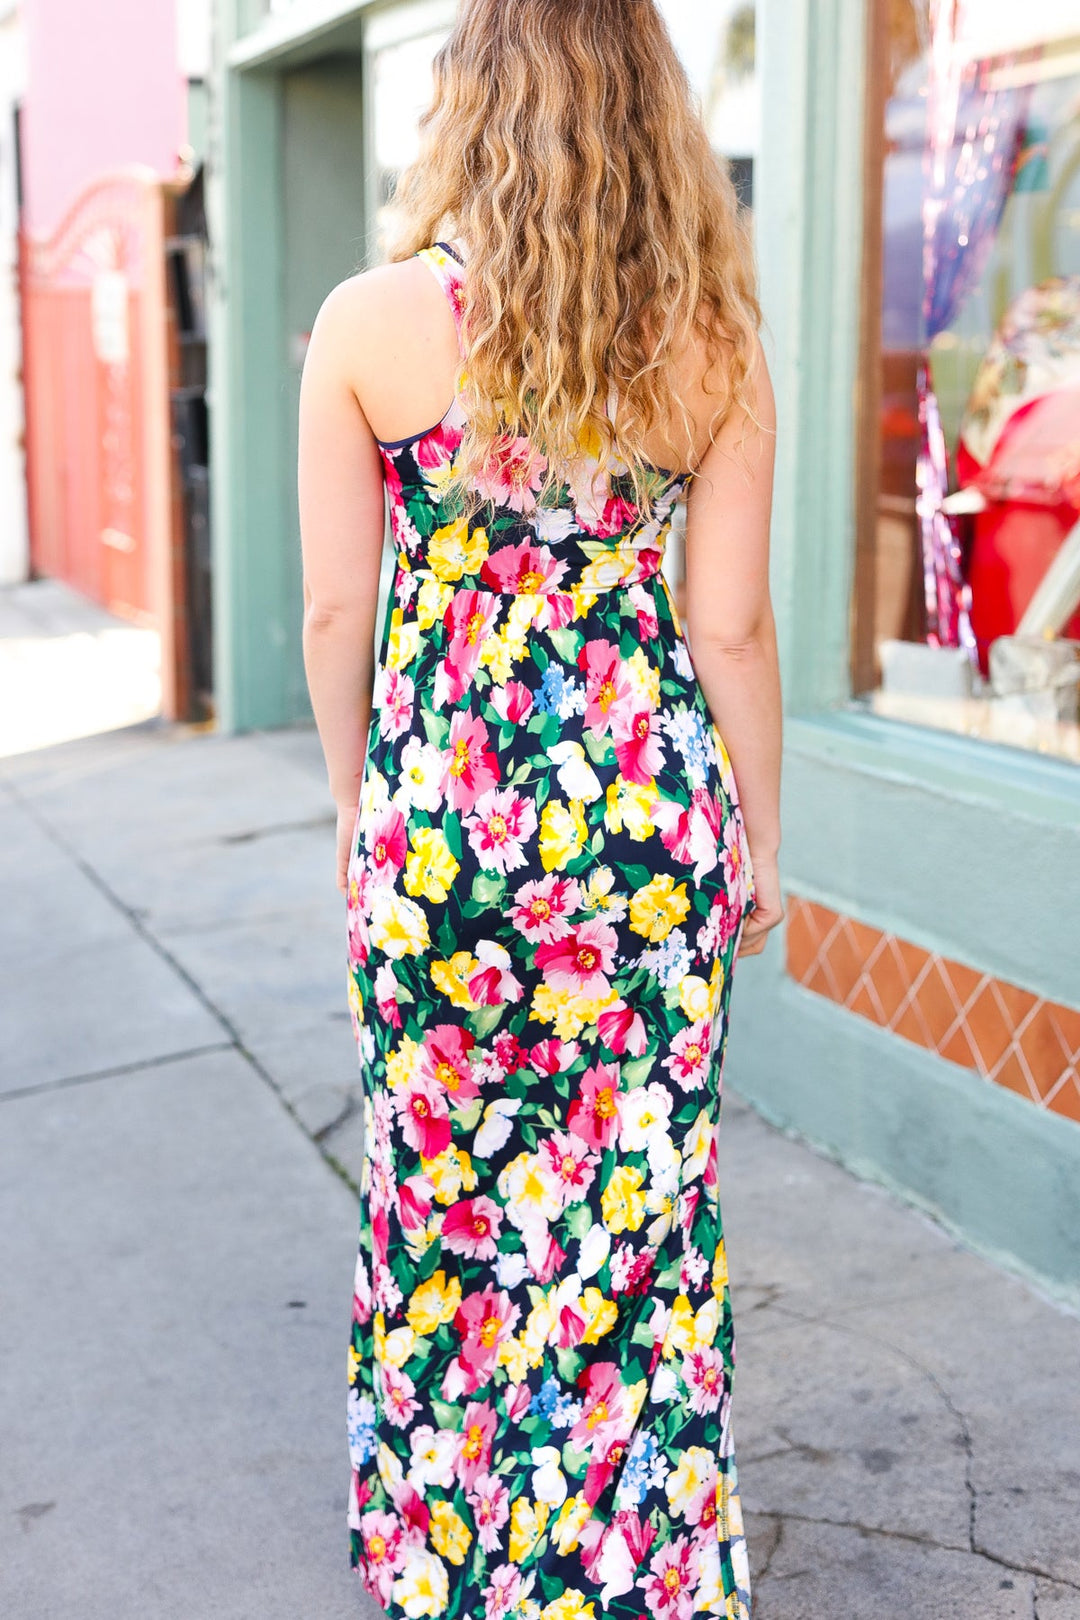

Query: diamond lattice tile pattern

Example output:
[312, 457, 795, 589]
[784, 895, 1080, 1123]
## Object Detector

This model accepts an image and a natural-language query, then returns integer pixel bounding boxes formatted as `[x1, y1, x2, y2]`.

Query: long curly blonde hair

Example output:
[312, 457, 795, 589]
[385, 0, 761, 517]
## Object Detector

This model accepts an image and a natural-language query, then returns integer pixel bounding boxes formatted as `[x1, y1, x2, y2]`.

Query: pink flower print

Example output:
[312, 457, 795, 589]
[364, 806, 407, 886]
[662, 1019, 713, 1090]
[419, 1023, 480, 1105]
[397, 1173, 434, 1233]
[579, 492, 640, 539]
[490, 680, 533, 724]
[537, 1131, 599, 1208]
[656, 788, 723, 882]
[584, 1435, 633, 1507]
[684, 1346, 728, 1416]
[529, 1230, 567, 1285]
[627, 582, 660, 640]
[473, 435, 548, 513]
[510, 874, 581, 944]
[484, 1565, 523, 1620]
[441, 1195, 503, 1260]
[723, 814, 748, 899]
[480, 540, 568, 595]
[465, 788, 538, 875]
[441, 710, 500, 813]
[587, 1509, 657, 1601]
[612, 707, 666, 785]
[381, 451, 404, 511]
[696, 889, 740, 958]
[415, 419, 459, 486]
[528, 1037, 580, 1074]
[534, 918, 618, 1000]
[352, 1249, 372, 1324]
[596, 1000, 648, 1057]
[455, 1399, 497, 1490]
[387, 1476, 430, 1542]
[567, 1060, 622, 1150]
[373, 961, 403, 1030]
[569, 1361, 627, 1456]
[578, 639, 634, 736]
[468, 941, 525, 1006]
[448, 1285, 521, 1397]
[493, 1032, 525, 1073]
[380, 1363, 421, 1429]
[467, 1472, 511, 1553]
[642, 1532, 698, 1620]
[435, 589, 501, 708]
[357, 1509, 405, 1604]
[375, 666, 415, 741]
[393, 1069, 452, 1159]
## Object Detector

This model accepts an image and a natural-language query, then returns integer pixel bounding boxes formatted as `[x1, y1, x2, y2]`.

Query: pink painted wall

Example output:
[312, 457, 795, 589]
[22, 0, 184, 238]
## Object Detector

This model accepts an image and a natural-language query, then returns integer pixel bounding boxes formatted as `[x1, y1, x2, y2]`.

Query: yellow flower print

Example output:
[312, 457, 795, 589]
[527, 982, 619, 1041]
[665, 1444, 714, 1519]
[479, 625, 529, 685]
[570, 583, 601, 620]
[538, 799, 588, 872]
[385, 608, 419, 672]
[347, 972, 364, 1023]
[427, 516, 489, 581]
[679, 974, 712, 1023]
[549, 1495, 593, 1557]
[391, 1545, 449, 1618]
[379, 1322, 417, 1368]
[663, 1293, 719, 1357]
[406, 1269, 462, 1334]
[404, 825, 460, 904]
[579, 1286, 618, 1344]
[496, 1332, 530, 1383]
[604, 777, 657, 841]
[600, 1165, 647, 1234]
[497, 1150, 563, 1224]
[629, 873, 690, 942]
[385, 1033, 422, 1092]
[711, 1238, 730, 1298]
[369, 889, 430, 958]
[416, 575, 453, 630]
[624, 646, 661, 709]
[539, 1592, 597, 1620]
[509, 1496, 550, 1562]
[422, 1145, 477, 1204]
[430, 951, 480, 1009]
[429, 1499, 472, 1566]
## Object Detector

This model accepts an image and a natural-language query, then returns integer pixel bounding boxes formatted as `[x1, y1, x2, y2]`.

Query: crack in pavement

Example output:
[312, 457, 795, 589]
[4, 778, 356, 1190]
[748, 1509, 1078, 1592]
[0, 1041, 236, 1104]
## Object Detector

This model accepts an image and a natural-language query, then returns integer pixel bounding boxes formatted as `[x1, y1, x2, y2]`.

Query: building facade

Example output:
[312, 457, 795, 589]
[208, 0, 1080, 1307]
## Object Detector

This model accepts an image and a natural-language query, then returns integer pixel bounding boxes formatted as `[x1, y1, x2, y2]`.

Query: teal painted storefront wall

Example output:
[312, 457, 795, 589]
[732, 0, 1080, 1309]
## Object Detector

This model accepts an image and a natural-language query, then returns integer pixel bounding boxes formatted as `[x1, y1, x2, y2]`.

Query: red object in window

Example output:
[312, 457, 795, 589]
[958, 393, 1080, 675]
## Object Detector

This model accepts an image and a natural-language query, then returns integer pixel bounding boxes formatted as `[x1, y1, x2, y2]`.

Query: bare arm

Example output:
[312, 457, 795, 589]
[684, 336, 783, 953]
[298, 278, 388, 892]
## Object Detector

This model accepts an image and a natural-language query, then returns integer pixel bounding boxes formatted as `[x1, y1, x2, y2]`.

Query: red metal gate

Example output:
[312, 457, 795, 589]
[19, 165, 187, 717]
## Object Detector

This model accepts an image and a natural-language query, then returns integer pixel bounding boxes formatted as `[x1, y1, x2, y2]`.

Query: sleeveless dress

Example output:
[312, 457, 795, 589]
[344, 240, 756, 1620]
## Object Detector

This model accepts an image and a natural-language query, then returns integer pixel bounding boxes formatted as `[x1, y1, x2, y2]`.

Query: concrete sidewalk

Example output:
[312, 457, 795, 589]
[1, 721, 1078, 1620]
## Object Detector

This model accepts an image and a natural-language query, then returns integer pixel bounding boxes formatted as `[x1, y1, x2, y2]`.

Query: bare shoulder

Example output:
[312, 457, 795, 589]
[306, 258, 441, 378]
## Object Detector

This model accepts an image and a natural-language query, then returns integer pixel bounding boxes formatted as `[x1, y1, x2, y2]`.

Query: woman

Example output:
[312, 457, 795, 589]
[298, 3, 783, 1617]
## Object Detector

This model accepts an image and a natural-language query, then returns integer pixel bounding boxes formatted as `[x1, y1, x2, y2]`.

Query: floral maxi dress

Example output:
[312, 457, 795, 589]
[345, 242, 756, 1620]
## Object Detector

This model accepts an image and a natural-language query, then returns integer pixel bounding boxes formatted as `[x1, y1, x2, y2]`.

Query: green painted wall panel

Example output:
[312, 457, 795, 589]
[726, 961, 1080, 1311]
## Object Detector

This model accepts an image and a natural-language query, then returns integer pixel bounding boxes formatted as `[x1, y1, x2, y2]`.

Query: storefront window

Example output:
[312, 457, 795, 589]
[365, 2, 457, 256]
[854, 1, 1080, 762]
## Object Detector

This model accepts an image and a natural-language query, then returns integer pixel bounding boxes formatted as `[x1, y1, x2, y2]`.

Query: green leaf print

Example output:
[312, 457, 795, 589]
[450, 1097, 483, 1133]
[467, 1004, 506, 1041]
[443, 813, 463, 861]
[621, 1055, 655, 1088]
[618, 863, 654, 889]
[472, 871, 507, 906]
[561, 1441, 590, 1478]
[555, 1345, 582, 1383]
[422, 709, 450, 750]
[547, 626, 581, 663]
[564, 1201, 593, 1240]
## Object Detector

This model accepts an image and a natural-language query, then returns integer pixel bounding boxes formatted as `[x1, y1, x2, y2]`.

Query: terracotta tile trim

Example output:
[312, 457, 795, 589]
[784, 893, 1080, 1124]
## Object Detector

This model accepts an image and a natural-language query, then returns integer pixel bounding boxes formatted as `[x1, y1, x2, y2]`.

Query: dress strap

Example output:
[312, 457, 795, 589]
[416, 242, 466, 355]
